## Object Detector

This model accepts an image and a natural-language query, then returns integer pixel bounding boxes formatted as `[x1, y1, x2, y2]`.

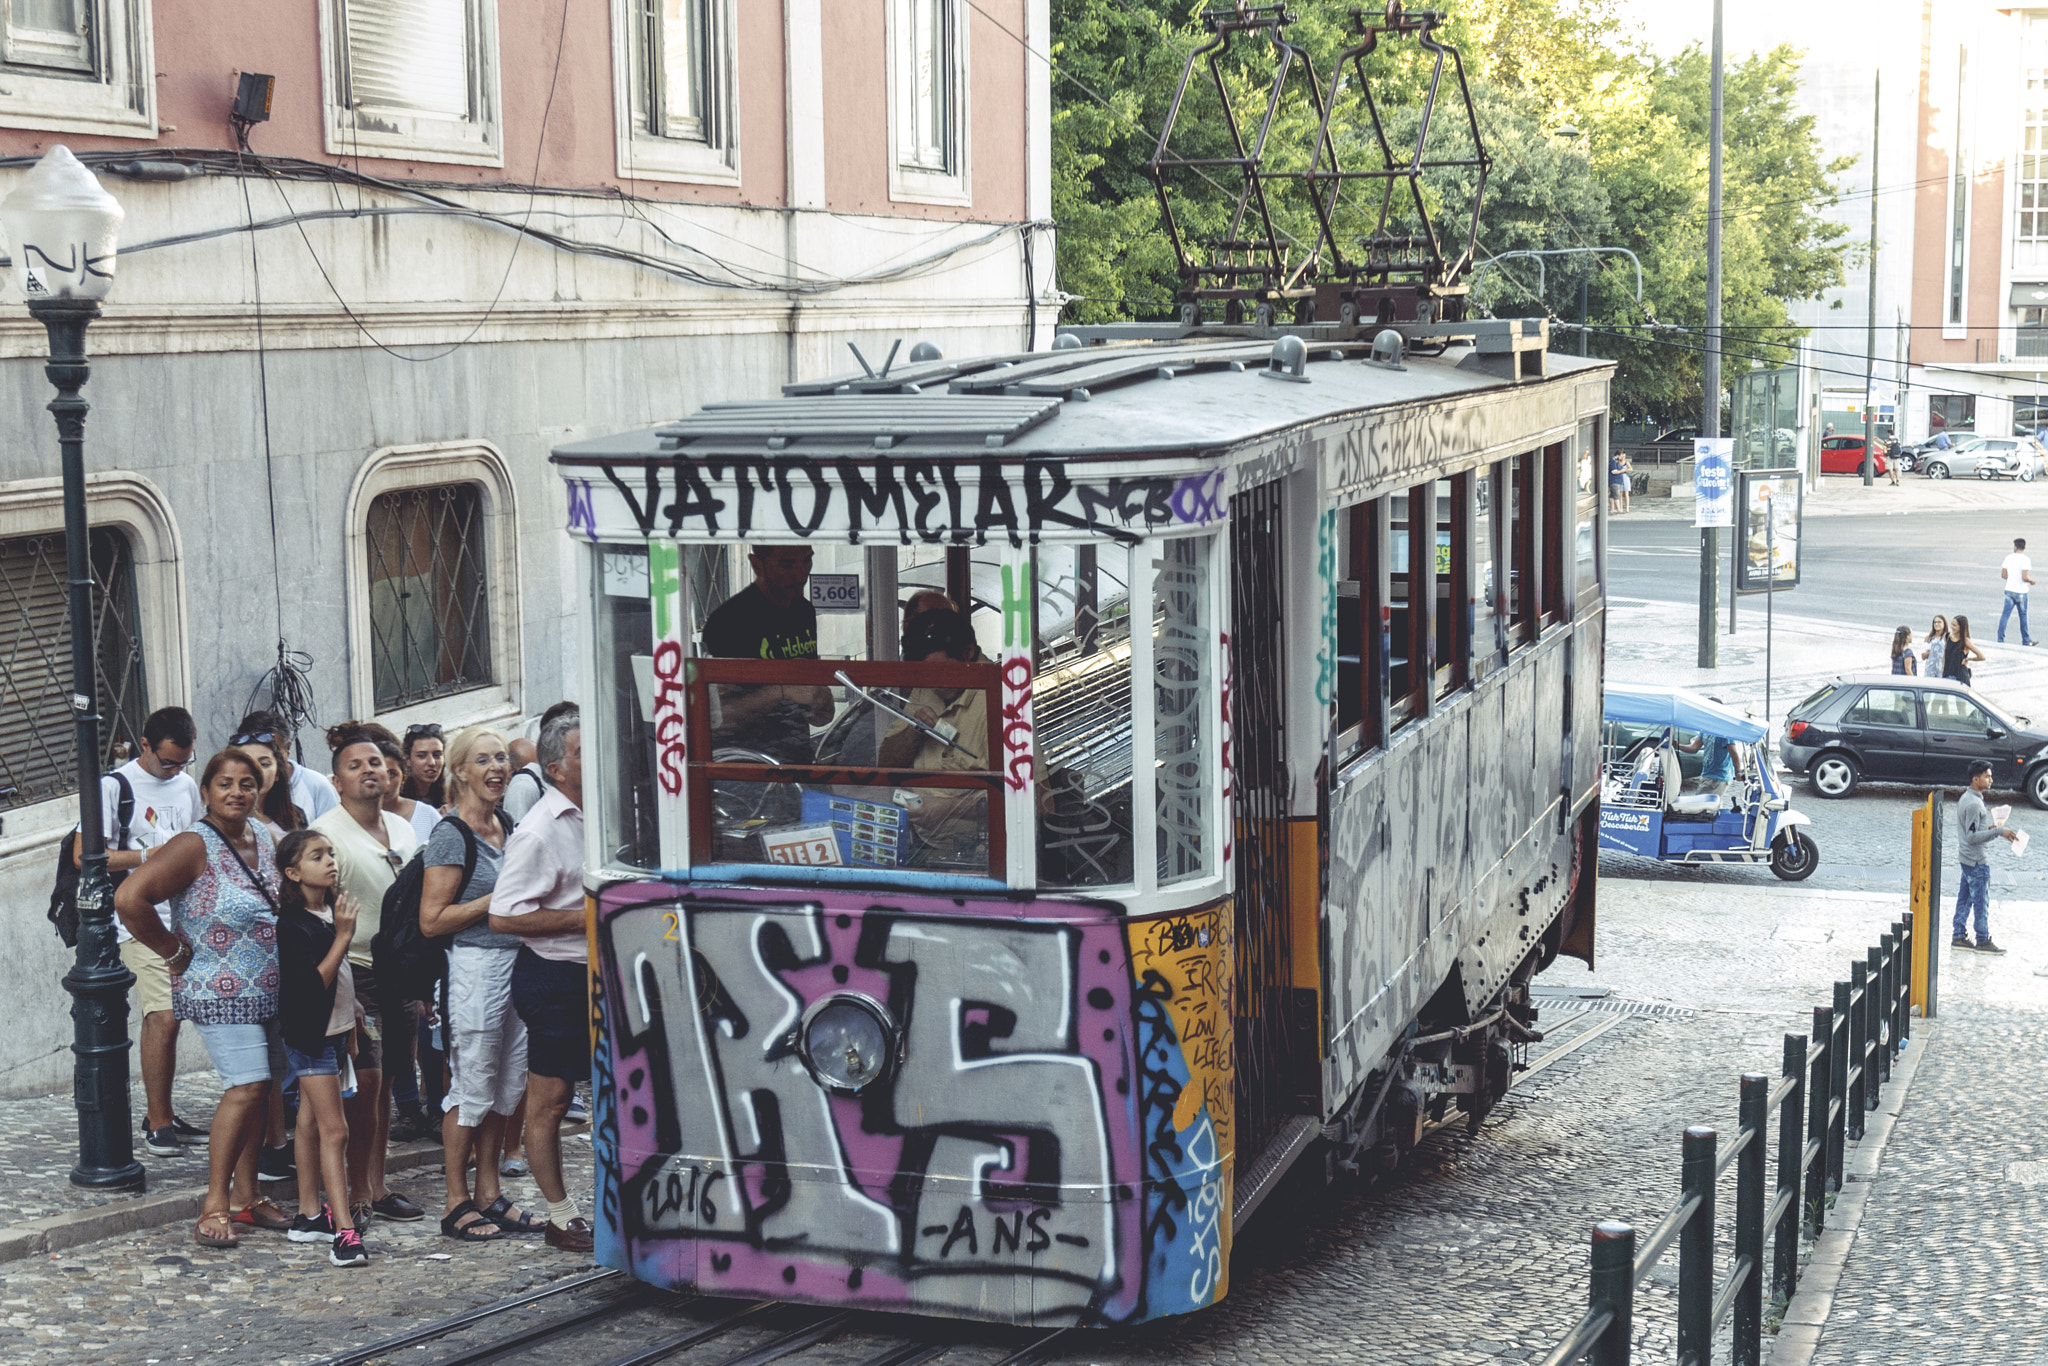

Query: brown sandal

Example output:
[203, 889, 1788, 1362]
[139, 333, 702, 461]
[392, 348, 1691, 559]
[195, 1209, 239, 1248]
[231, 1197, 292, 1231]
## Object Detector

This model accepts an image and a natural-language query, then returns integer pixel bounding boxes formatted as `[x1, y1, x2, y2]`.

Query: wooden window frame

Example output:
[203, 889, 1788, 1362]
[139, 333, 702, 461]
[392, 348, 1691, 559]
[1509, 453, 1537, 647]
[1540, 441, 1567, 626]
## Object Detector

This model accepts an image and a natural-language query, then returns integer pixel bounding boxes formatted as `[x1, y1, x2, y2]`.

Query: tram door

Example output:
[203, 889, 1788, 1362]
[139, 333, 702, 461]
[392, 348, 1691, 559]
[1228, 480, 1311, 1164]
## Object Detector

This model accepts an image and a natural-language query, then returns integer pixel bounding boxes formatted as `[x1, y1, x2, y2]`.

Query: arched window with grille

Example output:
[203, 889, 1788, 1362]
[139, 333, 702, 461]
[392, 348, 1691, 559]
[0, 528, 149, 810]
[366, 483, 495, 711]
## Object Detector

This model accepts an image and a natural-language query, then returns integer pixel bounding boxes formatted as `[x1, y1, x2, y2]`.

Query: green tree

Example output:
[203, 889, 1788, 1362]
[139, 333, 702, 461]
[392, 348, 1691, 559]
[1050, 1, 1853, 423]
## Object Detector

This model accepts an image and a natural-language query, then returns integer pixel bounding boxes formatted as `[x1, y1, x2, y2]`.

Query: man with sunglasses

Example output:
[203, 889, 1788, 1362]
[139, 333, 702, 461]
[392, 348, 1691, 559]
[81, 707, 204, 1155]
[311, 727, 425, 1224]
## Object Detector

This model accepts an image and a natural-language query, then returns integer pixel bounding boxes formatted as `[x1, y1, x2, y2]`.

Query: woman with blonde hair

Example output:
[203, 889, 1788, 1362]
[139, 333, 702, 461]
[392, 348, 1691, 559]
[418, 726, 540, 1241]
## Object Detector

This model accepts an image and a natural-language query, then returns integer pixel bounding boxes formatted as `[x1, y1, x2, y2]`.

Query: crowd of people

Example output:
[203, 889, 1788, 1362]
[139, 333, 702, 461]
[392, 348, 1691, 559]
[100, 700, 592, 1267]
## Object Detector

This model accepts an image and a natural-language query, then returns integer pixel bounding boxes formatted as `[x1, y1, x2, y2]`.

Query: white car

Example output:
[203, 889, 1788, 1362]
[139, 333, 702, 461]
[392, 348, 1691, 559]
[1922, 436, 2031, 479]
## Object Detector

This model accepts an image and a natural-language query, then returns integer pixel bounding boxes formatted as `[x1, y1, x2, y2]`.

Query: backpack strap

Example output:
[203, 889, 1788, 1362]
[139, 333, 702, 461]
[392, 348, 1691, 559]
[109, 771, 135, 851]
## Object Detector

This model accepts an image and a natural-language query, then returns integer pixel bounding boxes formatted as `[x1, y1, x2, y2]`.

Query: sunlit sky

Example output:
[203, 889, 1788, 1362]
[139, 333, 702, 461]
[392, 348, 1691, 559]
[1613, 0, 1879, 62]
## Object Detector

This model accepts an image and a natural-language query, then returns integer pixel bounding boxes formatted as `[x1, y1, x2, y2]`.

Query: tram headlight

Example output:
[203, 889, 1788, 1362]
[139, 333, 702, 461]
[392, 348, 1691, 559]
[799, 994, 897, 1095]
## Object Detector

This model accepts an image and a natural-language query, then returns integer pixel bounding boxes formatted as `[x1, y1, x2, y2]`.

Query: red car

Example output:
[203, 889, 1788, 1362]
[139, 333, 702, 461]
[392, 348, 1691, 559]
[1819, 435, 1887, 475]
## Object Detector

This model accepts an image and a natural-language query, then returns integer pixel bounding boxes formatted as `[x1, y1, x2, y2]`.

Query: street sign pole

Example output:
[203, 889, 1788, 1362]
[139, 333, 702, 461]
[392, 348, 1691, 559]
[1863, 70, 1879, 487]
[1698, 0, 1725, 668]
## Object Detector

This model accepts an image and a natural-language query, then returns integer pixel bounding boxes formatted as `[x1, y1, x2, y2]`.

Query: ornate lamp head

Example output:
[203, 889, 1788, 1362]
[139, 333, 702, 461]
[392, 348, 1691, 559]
[1, 146, 123, 304]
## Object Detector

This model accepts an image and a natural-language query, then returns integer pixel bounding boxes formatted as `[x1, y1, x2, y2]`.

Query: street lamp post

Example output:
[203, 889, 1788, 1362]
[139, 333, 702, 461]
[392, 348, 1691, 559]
[2, 146, 143, 1191]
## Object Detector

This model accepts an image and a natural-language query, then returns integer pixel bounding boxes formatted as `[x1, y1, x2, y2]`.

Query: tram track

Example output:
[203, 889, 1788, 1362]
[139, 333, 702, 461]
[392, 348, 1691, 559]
[310, 1268, 1075, 1366]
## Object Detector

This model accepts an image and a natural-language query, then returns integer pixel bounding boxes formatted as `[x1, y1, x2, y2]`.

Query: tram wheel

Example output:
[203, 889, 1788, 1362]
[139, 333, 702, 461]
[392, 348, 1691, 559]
[1770, 829, 1819, 881]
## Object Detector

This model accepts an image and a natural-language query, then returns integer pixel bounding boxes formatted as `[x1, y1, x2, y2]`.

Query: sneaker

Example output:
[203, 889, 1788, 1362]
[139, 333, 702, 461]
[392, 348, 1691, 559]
[500, 1157, 529, 1178]
[564, 1099, 590, 1126]
[287, 1206, 336, 1244]
[170, 1115, 208, 1143]
[143, 1125, 183, 1157]
[328, 1227, 369, 1268]
[257, 1144, 295, 1182]
[1976, 939, 2009, 955]
[1952, 937, 1973, 950]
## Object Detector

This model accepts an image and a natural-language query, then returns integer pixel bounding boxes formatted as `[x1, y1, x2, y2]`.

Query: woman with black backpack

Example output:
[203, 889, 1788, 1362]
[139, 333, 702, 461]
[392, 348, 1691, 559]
[417, 726, 542, 1242]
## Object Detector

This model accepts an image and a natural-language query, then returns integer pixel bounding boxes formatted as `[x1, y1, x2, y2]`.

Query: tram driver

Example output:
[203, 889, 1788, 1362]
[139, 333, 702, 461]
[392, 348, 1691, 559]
[701, 544, 835, 763]
[876, 608, 991, 860]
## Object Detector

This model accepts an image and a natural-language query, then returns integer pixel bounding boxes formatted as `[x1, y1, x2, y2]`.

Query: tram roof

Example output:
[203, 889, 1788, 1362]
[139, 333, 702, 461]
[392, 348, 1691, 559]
[551, 331, 1616, 468]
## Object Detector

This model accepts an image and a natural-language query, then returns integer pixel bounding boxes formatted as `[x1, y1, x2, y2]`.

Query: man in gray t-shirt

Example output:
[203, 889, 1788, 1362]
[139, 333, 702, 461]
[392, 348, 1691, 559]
[1954, 761, 2017, 953]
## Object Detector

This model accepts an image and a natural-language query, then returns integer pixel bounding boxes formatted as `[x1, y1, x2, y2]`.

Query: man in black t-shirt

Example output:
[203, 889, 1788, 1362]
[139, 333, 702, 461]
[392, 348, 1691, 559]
[701, 545, 834, 762]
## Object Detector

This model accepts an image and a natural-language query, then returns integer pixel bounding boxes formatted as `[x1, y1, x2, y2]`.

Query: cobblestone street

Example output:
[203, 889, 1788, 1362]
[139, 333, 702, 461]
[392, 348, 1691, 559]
[0, 876, 1926, 1365]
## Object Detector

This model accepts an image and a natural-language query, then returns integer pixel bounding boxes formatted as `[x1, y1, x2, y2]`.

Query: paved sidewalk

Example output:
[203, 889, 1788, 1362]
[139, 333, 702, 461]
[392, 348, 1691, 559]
[0, 1065, 586, 1263]
[1796, 901, 2048, 1366]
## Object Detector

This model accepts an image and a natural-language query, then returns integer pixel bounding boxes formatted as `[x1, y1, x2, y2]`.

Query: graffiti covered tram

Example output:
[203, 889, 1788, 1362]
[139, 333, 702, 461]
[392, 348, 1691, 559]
[549, 320, 1609, 1327]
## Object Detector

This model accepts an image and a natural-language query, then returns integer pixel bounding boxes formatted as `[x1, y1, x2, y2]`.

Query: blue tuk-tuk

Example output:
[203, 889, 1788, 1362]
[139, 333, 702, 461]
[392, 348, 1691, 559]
[1600, 683, 1819, 881]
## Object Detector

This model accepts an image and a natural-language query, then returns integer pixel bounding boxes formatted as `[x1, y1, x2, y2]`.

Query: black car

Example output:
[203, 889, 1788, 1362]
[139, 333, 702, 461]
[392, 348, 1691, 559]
[1779, 675, 2048, 806]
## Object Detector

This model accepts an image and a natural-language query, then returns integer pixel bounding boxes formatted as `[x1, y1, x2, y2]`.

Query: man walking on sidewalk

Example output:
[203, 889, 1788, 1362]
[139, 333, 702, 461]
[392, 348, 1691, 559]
[1954, 760, 2017, 954]
[1998, 537, 2035, 645]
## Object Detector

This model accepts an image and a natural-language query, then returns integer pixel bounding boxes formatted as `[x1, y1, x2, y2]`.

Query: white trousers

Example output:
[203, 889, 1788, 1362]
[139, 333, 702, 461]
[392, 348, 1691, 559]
[444, 945, 528, 1127]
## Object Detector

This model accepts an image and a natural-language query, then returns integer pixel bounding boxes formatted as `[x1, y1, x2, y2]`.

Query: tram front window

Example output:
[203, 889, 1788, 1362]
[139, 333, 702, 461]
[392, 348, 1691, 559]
[1035, 543, 1137, 888]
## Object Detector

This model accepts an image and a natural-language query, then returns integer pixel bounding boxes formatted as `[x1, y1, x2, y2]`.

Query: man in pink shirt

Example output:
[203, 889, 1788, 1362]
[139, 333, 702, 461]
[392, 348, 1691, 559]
[488, 707, 592, 1253]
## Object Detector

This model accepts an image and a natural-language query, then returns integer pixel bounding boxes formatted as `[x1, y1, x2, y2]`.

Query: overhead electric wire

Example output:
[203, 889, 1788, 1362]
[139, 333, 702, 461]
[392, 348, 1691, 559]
[1567, 320, 2038, 411]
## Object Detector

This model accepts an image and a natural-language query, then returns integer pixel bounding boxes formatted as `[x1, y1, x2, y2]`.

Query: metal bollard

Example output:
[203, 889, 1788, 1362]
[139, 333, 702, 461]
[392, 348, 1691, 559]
[1775, 1034, 1805, 1300]
[1867, 944, 1887, 1093]
[1677, 1126, 1717, 1366]
[1828, 985, 1849, 1192]
[1590, 1220, 1635, 1366]
[1842, 973, 1865, 1143]
[1735, 1074, 1767, 1366]
[1807, 1006, 1832, 1227]
[1892, 917, 1908, 1048]
[1894, 917, 1912, 1048]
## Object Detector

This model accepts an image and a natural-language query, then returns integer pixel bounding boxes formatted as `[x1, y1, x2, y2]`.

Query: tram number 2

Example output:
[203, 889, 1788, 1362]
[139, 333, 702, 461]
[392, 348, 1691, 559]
[643, 1159, 727, 1228]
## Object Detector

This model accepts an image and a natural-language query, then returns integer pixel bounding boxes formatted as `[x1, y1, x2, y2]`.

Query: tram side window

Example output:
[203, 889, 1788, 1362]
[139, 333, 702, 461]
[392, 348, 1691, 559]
[1541, 441, 1567, 624]
[1433, 477, 1467, 699]
[1154, 536, 1214, 885]
[1333, 498, 1385, 763]
[1035, 543, 1137, 889]
[1507, 453, 1536, 647]
[1471, 464, 1503, 680]
[1576, 418, 1602, 597]
[1388, 485, 1430, 730]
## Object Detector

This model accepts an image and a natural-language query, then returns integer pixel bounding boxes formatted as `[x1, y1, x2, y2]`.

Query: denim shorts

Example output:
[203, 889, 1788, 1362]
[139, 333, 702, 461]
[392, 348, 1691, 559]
[285, 1036, 348, 1080]
[195, 1021, 275, 1090]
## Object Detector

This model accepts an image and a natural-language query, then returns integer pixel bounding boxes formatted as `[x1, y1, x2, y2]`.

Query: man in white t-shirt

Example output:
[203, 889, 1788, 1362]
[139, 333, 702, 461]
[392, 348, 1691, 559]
[311, 729, 423, 1223]
[80, 707, 203, 1155]
[1999, 537, 2036, 646]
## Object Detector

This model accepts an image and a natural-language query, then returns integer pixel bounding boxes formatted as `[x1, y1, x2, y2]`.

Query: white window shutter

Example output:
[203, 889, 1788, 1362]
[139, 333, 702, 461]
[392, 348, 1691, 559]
[345, 0, 471, 119]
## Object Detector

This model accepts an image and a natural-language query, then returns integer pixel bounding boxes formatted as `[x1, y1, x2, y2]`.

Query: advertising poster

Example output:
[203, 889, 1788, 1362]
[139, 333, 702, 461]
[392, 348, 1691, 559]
[1693, 438, 1733, 528]
[1736, 468, 1802, 592]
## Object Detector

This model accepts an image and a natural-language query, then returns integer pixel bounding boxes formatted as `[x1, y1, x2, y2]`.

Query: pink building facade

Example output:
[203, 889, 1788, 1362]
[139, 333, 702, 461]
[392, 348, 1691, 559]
[0, 1, 1054, 1093]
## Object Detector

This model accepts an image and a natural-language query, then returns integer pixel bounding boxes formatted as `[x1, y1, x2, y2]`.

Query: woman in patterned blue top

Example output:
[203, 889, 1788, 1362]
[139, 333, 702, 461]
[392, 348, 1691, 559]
[118, 749, 282, 1248]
